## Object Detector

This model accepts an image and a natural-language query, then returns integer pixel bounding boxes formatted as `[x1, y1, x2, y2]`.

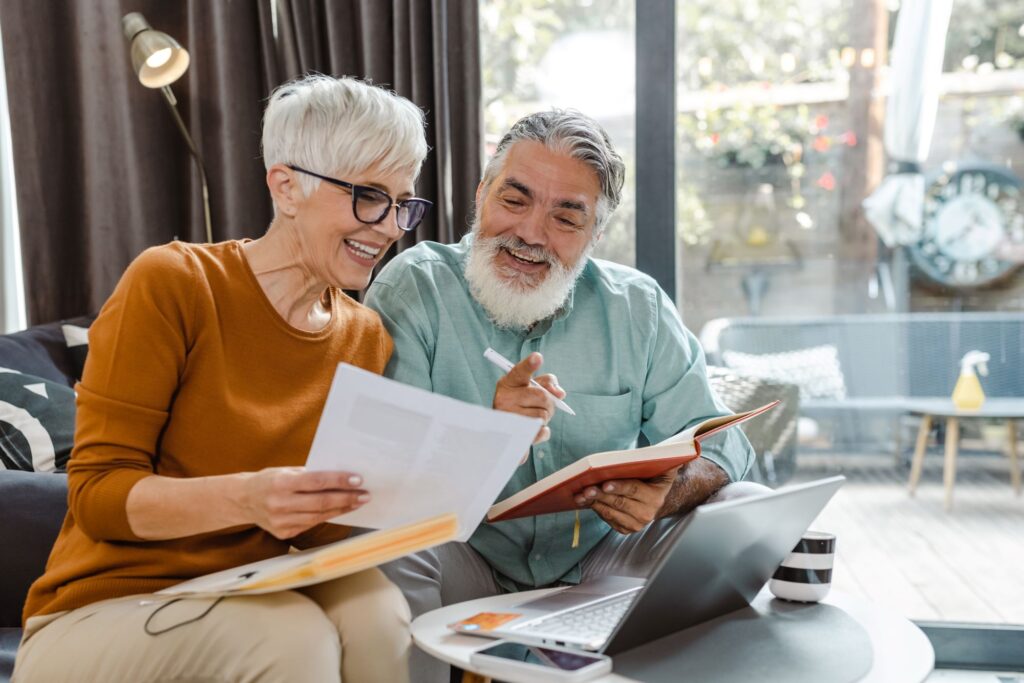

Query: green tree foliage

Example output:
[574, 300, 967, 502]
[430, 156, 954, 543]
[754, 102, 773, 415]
[481, 0, 633, 136]
[677, 0, 849, 90]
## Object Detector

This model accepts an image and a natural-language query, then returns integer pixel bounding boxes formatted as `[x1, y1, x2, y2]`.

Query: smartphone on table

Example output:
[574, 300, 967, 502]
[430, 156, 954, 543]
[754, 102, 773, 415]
[469, 640, 612, 682]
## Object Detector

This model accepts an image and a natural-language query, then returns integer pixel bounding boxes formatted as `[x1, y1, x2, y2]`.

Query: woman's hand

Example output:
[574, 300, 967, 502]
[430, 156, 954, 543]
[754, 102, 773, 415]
[239, 467, 369, 539]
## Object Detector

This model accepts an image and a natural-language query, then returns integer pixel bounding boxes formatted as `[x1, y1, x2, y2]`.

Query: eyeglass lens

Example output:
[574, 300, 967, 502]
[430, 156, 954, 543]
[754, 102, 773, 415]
[397, 201, 429, 231]
[353, 187, 392, 224]
[353, 187, 428, 231]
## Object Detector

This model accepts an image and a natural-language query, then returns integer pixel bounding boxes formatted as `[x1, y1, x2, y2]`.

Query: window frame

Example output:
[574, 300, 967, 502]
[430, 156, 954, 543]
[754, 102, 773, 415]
[634, 0, 1024, 670]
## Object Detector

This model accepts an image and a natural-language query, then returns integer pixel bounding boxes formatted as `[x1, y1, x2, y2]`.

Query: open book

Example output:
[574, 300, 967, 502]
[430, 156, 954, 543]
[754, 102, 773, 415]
[486, 402, 779, 522]
[157, 513, 458, 598]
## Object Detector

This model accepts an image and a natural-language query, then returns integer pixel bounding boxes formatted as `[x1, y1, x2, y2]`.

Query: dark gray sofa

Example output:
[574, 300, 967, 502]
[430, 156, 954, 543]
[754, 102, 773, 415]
[0, 317, 93, 682]
[0, 472, 67, 680]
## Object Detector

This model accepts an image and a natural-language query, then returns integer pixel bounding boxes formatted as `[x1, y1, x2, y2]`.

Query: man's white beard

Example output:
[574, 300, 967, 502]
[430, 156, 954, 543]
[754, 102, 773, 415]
[465, 222, 593, 330]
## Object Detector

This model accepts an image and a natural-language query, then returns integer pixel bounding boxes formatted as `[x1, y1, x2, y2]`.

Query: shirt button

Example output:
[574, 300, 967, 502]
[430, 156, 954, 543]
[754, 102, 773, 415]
[534, 554, 542, 561]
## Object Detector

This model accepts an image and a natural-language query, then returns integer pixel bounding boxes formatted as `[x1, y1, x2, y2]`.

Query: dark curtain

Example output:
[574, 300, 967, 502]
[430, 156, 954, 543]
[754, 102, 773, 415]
[1, 0, 480, 324]
[271, 0, 482, 264]
[1, 1, 276, 324]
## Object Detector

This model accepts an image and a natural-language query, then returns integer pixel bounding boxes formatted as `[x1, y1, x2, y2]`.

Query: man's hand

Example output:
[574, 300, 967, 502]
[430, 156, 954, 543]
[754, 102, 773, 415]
[574, 458, 730, 534]
[573, 467, 681, 534]
[492, 352, 565, 445]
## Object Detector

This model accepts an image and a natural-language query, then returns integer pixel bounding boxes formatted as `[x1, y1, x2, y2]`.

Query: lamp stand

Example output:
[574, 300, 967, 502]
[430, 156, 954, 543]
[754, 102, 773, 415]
[160, 86, 212, 243]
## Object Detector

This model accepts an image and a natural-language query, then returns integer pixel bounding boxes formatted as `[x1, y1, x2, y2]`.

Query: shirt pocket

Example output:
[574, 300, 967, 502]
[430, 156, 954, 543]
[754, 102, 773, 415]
[555, 388, 640, 462]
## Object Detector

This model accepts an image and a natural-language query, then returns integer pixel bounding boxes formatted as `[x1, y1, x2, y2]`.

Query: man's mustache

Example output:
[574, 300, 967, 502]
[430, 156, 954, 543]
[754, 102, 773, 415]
[489, 236, 554, 266]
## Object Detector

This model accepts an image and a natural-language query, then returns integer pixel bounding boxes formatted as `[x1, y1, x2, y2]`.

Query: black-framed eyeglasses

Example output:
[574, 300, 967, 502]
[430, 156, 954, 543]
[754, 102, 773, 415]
[288, 165, 432, 232]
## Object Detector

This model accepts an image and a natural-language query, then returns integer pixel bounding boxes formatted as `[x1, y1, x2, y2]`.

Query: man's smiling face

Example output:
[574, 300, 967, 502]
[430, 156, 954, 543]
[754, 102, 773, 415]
[475, 140, 601, 289]
[464, 140, 603, 329]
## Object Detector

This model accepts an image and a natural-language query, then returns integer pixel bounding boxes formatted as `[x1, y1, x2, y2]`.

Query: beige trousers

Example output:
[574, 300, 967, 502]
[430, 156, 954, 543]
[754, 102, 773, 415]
[12, 568, 410, 683]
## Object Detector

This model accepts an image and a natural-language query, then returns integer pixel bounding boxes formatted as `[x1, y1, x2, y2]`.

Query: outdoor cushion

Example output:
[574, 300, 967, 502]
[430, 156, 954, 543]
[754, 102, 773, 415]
[722, 344, 848, 402]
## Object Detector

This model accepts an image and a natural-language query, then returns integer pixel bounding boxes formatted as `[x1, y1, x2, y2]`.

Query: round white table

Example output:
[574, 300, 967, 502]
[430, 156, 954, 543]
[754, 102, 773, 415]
[411, 587, 934, 683]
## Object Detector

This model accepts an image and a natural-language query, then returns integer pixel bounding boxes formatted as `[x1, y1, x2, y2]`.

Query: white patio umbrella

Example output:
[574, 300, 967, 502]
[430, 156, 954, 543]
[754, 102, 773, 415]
[862, 0, 953, 247]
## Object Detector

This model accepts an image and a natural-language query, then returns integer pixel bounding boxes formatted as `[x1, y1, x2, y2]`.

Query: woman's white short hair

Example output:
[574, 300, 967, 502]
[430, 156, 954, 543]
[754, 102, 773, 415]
[262, 74, 428, 199]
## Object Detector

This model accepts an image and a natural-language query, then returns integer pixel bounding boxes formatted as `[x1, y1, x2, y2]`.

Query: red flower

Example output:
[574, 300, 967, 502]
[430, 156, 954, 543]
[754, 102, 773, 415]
[709, 133, 720, 145]
[816, 172, 836, 191]
[842, 131, 858, 147]
[812, 136, 831, 152]
[815, 115, 829, 130]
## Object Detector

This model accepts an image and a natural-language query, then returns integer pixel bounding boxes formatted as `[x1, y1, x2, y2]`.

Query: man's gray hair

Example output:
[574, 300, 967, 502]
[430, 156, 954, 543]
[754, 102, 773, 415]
[481, 110, 625, 232]
[261, 74, 428, 199]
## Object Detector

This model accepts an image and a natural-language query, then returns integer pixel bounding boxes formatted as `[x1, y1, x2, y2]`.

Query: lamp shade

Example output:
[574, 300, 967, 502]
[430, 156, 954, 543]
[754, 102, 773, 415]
[122, 12, 190, 88]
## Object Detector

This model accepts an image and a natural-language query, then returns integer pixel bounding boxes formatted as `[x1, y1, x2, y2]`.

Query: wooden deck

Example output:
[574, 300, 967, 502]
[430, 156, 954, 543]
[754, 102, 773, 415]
[792, 449, 1024, 625]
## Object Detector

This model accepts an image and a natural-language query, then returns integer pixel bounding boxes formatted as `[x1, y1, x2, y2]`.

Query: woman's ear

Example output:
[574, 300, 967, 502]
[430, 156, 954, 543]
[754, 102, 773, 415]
[267, 164, 302, 218]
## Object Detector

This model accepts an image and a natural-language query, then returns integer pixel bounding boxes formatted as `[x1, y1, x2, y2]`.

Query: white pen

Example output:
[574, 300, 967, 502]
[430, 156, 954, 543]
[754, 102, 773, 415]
[483, 347, 576, 416]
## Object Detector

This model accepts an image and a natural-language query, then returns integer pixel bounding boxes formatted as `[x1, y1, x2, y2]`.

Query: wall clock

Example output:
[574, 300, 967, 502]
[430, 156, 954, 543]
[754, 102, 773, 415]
[907, 163, 1024, 289]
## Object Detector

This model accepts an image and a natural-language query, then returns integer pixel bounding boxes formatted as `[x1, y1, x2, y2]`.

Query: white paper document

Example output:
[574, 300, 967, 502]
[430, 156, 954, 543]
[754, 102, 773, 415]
[305, 364, 542, 541]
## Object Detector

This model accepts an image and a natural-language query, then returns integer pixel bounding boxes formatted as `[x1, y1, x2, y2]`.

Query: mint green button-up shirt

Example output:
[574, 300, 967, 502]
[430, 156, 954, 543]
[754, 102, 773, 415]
[364, 236, 754, 590]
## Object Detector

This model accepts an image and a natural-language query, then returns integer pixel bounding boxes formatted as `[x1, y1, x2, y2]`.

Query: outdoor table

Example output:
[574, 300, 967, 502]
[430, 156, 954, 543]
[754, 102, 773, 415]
[905, 398, 1024, 511]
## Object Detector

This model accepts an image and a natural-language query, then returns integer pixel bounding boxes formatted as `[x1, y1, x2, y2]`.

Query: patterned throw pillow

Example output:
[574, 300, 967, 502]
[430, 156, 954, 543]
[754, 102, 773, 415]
[61, 323, 90, 381]
[0, 369, 76, 472]
[721, 345, 847, 401]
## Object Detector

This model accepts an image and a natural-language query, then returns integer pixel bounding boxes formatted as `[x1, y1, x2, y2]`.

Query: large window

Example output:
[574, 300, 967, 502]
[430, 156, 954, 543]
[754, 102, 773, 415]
[675, 0, 1024, 629]
[481, 0, 1024, 662]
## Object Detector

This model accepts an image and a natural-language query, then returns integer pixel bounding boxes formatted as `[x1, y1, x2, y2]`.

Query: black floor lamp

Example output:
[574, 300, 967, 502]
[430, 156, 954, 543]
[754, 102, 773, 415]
[121, 12, 212, 244]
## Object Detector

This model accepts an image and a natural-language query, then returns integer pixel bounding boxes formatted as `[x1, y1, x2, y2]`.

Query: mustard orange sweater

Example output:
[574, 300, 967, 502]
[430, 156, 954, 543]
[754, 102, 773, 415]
[24, 241, 393, 621]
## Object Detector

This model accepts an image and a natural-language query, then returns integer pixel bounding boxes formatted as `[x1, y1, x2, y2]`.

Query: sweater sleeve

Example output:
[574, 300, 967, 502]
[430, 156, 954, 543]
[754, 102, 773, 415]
[67, 244, 197, 542]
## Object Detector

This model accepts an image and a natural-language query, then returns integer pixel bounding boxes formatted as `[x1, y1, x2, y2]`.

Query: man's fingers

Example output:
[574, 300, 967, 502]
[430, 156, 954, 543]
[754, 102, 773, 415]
[502, 352, 542, 387]
[511, 406, 551, 422]
[533, 373, 566, 399]
[533, 425, 551, 445]
[592, 502, 641, 534]
[574, 486, 599, 507]
[593, 490, 647, 519]
[599, 479, 663, 508]
[602, 479, 641, 499]
[520, 386, 556, 411]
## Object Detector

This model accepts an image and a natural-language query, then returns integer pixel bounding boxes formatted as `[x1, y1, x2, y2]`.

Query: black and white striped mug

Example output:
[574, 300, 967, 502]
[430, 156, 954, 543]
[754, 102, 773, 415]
[769, 530, 836, 602]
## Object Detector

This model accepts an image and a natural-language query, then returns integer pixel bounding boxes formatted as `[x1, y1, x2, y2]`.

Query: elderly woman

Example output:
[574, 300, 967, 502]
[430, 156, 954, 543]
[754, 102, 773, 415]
[13, 75, 431, 683]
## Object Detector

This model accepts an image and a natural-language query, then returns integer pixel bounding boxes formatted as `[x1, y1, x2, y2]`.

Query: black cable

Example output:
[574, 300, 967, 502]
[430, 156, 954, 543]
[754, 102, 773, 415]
[143, 597, 225, 636]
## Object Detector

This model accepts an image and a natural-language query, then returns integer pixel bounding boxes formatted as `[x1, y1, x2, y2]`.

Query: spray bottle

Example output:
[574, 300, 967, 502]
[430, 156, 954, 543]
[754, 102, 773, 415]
[951, 350, 990, 411]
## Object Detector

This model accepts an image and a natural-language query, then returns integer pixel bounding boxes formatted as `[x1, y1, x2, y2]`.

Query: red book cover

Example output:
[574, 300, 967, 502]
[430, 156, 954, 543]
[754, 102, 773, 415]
[486, 401, 778, 522]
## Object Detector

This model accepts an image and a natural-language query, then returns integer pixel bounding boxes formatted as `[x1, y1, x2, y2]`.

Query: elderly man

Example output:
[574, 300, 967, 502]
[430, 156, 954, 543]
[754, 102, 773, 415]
[365, 109, 757, 680]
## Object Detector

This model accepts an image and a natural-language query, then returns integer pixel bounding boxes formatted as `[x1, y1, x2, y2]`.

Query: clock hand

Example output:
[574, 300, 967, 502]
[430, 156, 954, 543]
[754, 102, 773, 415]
[940, 222, 970, 247]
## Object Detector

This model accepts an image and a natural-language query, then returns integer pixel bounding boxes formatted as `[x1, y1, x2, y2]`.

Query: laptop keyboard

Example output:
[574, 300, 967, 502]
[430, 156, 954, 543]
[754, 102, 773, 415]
[515, 591, 637, 644]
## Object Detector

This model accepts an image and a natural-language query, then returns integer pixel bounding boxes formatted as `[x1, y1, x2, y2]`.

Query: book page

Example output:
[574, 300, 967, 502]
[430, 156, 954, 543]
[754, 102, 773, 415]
[305, 364, 541, 541]
[661, 401, 779, 445]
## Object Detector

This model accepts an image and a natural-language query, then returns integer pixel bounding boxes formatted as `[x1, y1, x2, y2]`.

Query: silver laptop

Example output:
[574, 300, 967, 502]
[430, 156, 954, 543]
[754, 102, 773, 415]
[482, 476, 844, 655]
